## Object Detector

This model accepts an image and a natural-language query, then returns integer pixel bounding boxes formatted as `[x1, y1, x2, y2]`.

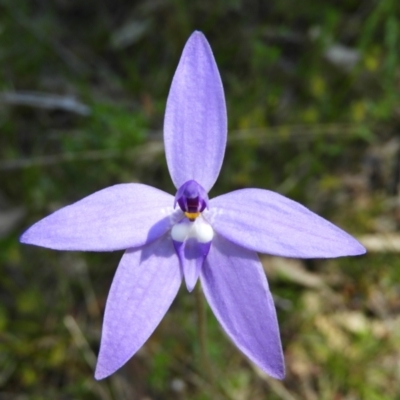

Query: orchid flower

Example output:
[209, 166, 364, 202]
[20, 31, 365, 380]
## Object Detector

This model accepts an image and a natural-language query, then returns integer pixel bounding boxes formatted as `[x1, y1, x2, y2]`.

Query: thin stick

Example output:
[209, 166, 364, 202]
[194, 283, 213, 384]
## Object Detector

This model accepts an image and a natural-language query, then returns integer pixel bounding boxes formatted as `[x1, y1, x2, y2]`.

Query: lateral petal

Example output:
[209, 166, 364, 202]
[200, 234, 285, 379]
[95, 236, 181, 380]
[164, 31, 227, 192]
[21, 184, 181, 251]
[206, 189, 366, 258]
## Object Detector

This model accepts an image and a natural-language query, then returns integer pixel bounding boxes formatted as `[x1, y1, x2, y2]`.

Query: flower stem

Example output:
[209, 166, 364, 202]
[195, 283, 213, 383]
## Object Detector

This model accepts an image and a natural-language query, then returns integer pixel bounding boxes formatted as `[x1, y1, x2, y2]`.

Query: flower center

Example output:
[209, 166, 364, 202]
[172, 181, 212, 292]
[174, 180, 209, 220]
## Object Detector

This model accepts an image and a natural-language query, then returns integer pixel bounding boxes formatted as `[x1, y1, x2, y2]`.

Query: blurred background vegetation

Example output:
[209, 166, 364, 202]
[1, 0, 400, 399]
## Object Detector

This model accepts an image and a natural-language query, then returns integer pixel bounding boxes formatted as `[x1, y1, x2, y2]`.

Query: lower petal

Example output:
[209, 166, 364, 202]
[171, 217, 213, 292]
[173, 238, 211, 292]
[95, 236, 181, 380]
[200, 234, 285, 379]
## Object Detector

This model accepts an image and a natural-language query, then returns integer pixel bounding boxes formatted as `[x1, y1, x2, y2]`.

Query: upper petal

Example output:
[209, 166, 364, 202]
[200, 234, 285, 379]
[163, 31, 227, 192]
[21, 184, 181, 251]
[206, 189, 366, 258]
[95, 236, 181, 379]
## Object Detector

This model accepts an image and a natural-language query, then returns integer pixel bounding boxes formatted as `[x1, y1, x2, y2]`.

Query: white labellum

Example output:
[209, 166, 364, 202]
[171, 216, 214, 243]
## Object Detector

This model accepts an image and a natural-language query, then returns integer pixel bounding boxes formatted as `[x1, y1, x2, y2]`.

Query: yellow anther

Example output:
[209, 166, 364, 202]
[184, 212, 200, 221]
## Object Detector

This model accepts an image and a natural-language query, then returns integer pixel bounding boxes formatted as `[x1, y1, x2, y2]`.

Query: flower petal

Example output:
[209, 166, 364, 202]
[171, 217, 213, 292]
[21, 184, 181, 251]
[206, 189, 366, 258]
[95, 236, 181, 380]
[164, 31, 227, 192]
[200, 234, 284, 379]
[173, 239, 211, 292]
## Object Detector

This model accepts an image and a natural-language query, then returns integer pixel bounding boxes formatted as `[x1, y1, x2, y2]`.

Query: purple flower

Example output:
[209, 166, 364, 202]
[20, 31, 365, 380]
